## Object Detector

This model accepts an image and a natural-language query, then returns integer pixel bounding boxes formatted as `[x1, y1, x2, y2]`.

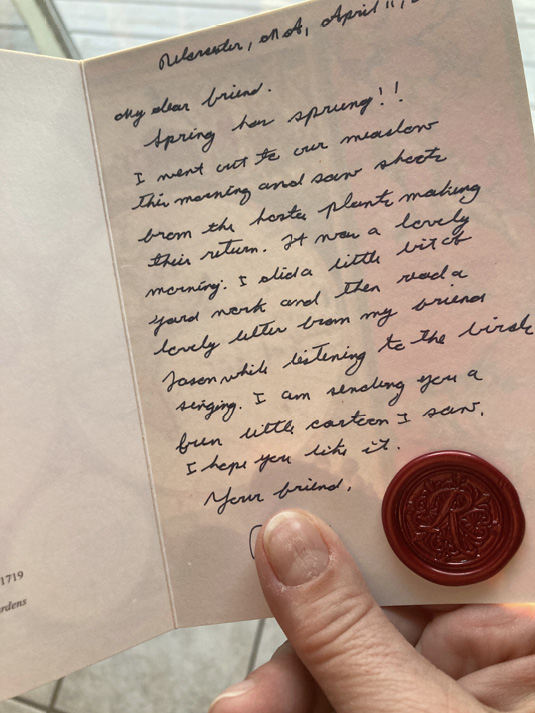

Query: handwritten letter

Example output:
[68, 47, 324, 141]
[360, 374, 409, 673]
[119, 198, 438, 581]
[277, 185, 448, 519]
[84, 0, 535, 617]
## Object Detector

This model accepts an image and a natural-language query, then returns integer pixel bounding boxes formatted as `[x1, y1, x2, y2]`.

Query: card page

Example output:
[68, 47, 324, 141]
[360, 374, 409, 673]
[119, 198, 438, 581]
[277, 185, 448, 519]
[0, 51, 174, 699]
[83, 0, 535, 623]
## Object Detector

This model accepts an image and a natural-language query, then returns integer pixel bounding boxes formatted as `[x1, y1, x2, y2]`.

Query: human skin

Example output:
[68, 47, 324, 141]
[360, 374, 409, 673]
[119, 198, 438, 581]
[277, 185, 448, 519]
[209, 509, 535, 713]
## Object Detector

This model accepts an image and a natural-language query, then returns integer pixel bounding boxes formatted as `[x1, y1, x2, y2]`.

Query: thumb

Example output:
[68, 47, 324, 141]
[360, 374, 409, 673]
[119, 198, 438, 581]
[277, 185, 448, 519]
[255, 509, 484, 713]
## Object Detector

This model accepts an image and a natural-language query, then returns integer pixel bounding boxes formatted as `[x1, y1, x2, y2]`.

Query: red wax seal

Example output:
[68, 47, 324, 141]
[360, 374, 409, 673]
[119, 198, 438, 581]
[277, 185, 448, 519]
[382, 451, 525, 586]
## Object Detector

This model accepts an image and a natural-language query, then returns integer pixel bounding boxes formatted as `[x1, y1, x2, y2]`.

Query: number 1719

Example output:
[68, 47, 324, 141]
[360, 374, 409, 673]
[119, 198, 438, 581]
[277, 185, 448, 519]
[0, 571, 23, 585]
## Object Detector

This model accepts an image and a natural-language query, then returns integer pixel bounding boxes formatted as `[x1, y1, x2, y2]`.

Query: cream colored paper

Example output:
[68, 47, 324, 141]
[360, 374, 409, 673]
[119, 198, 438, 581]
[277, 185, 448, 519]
[0, 52, 173, 700]
[83, 0, 535, 623]
[1, 0, 535, 700]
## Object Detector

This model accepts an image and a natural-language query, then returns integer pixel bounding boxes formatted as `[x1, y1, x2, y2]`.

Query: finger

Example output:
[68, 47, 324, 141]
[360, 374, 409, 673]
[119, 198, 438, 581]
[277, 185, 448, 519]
[255, 509, 484, 713]
[208, 641, 329, 713]
[382, 606, 433, 645]
[417, 604, 535, 678]
[382, 605, 467, 646]
[459, 657, 535, 711]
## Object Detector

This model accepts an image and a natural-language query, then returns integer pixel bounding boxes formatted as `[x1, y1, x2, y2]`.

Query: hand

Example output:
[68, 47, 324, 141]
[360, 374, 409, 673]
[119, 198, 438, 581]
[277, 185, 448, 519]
[209, 509, 535, 713]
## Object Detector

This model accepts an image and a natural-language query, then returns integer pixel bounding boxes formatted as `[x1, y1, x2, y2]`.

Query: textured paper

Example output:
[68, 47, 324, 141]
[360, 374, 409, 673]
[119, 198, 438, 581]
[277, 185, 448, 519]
[0, 52, 173, 699]
[84, 0, 535, 621]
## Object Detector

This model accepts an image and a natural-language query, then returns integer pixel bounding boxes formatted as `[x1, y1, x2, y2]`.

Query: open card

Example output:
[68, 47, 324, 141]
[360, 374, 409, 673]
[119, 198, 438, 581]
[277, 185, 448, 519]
[1, 0, 534, 699]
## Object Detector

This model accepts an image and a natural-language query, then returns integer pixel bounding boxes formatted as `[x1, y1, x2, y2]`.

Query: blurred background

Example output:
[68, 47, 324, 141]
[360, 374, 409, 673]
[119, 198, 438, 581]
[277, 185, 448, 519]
[0, 1, 534, 711]
[0, 0, 303, 57]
